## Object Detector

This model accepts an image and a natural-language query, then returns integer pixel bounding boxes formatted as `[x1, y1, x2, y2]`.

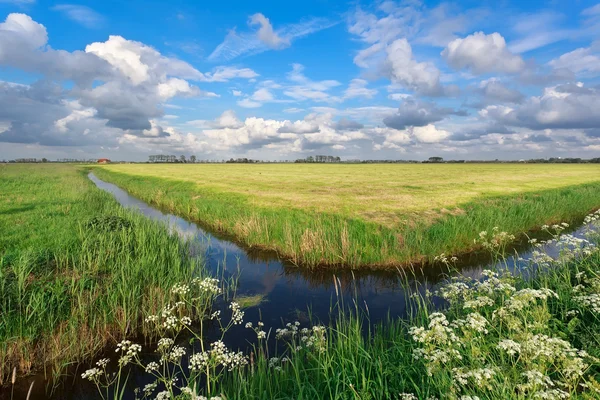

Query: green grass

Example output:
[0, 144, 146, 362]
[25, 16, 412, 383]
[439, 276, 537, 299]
[217, 248, 600, 399]
[83, 215, 600, 400]
[0, 164, 212, 385]
[93, 164, 600, 268]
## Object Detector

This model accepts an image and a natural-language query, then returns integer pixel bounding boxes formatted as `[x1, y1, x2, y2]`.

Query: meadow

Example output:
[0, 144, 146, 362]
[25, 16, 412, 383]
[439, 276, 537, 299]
[94, 163, 600, 267]
[0, 164, 219, 387]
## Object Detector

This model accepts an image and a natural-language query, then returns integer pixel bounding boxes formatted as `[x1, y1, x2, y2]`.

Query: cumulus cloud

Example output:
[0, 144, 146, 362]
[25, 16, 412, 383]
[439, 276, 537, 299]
[443, 32, 525, 74]
[475, 79, 524, 104]
[385, 39, 445, 95]
[185, 110, 371, 155]
[383, 99, 460, 130]
[481, 83, 600, 131]
[0, 13, 225, 152]
[410, 124, 450, 143]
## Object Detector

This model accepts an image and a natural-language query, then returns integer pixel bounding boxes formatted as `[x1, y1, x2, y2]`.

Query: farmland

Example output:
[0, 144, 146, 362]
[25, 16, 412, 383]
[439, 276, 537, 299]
[94, 163, 600, 267]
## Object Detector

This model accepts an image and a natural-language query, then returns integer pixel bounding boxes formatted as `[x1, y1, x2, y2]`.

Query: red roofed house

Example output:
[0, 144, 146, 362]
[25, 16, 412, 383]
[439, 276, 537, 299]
[97, 158, 111, 164]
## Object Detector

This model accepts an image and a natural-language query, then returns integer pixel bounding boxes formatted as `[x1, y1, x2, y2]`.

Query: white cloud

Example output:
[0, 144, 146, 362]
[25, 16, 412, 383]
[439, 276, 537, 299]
[237, 98, 262, 108]
[53, 5, 103, 28]
[343, 79, 377, 99]
[200, 66, 258, 82]
[410, 124, 450, 143]
[443, 32, 525, 74]
[249, 13, 290, 49]
[283, 107, 304, 113]
[481, 83, 600, 131]
[283, 63, 341, 102]
[549, 47, 600, 75]
[0, 13, 220, 150]
[209, 15, 336, 61]
[385, 39, 444, 95]
[0, 13, 47, 50]
[232, 90, 243, 96]
[388, 93, 410, 101]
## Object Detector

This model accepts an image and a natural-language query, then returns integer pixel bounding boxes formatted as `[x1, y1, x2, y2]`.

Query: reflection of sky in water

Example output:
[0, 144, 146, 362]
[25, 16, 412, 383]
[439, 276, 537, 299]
[88, 172, 595, 327]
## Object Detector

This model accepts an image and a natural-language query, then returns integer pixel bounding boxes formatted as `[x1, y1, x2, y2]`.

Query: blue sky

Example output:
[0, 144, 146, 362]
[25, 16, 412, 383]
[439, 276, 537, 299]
[1, 0, 600, 161]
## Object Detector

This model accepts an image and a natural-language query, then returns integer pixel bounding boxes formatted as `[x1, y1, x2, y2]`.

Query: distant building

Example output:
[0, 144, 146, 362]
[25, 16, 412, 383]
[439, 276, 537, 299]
[97, 158, 111, 164]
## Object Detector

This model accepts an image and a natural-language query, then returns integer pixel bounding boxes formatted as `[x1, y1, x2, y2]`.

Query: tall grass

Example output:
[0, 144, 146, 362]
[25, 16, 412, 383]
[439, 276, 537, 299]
[82, 211, 600, 399]
[92, 167, 600, 268]
[0, 165, 213, 386]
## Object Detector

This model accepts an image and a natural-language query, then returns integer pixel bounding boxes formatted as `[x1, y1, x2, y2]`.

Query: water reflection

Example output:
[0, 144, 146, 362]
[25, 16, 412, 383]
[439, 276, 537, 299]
[87, 172, 590, 327]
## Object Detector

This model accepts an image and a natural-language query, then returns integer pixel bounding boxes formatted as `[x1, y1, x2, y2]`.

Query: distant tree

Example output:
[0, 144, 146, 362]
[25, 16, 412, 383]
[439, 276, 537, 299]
[335, 156, 341, 162]
[428, 156, 444, 163]
[42, 158, 48, 163]
[306, 156, 314, 162]
[180, 155, 186, 163]
[190, 155, 196, 163]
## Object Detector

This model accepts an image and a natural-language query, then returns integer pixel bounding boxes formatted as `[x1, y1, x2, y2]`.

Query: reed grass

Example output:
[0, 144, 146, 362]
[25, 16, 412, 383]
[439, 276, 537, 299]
[0, 164, 210, 385]
[93, 164, 600, 268]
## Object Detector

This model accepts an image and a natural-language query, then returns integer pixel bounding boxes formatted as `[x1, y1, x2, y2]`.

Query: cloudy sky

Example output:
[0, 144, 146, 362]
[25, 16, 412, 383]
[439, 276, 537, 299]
[1, 0, 600, 161]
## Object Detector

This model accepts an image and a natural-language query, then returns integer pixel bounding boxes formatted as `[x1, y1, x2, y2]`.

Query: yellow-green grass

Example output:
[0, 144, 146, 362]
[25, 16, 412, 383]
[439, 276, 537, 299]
[94, 163, 600, 268]
[0, 164, 210, 385]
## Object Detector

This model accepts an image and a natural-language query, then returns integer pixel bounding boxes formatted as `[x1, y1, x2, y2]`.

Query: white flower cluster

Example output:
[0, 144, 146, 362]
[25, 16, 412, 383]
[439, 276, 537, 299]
[434, 253, 458, 265]
[497, 339, 521, 356]
[245, 321, 266, 339]
[192, 277, 222, 295]
[145, 361, 159, 372]
[463, 295, 495, 310]
[115, 340, 141, 366]
[229, 302, 244, 325]
[189, 340, 248, 372]
[81, 367, 103, 381]
[145, 303, 191, 331]
[142, 381, 158, 396]
[181, 387, 223, 400]
[275, 321, 301, 339]
[452, 367, 496, 390]
[171, 282, 190, 295]
[475, 227, 516, 250]
[572, 275, 600, 314]
[409, 313, 462, 376]
[584, 209, 600, 225]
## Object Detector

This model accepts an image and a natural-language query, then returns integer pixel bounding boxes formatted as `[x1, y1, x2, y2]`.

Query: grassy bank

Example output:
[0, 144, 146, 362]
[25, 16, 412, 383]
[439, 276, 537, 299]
[0, 164, 214, 385]
[84, 212, 600, 399]
[93, 164, 600, 268]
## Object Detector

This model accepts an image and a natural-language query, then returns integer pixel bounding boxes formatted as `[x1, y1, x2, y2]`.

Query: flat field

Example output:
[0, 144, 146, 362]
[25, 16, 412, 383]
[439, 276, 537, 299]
[95, 163, 600, 267]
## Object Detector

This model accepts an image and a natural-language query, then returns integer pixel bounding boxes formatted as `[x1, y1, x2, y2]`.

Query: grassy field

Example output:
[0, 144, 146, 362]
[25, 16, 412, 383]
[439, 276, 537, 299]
[94, 163, 600, 267]
[0, 164, 215, 385]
